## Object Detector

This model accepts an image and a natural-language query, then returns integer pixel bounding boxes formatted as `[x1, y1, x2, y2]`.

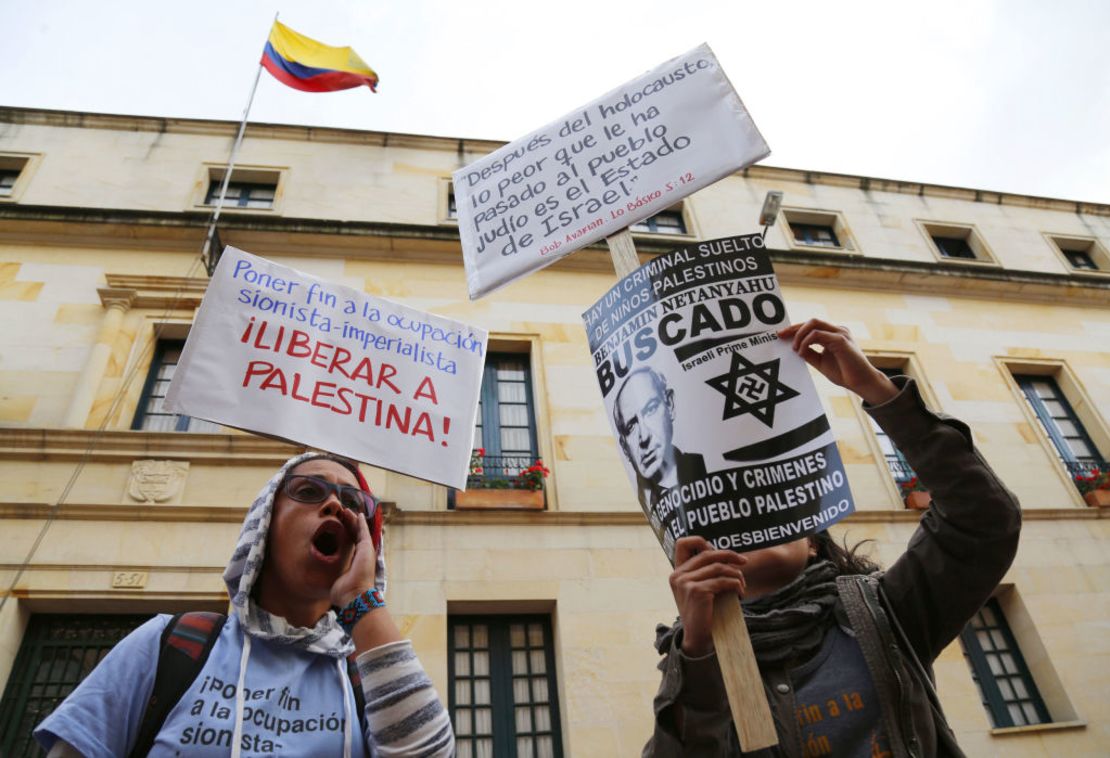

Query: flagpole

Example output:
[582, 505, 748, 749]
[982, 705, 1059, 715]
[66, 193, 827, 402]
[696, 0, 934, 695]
[202, 12, 278, 275]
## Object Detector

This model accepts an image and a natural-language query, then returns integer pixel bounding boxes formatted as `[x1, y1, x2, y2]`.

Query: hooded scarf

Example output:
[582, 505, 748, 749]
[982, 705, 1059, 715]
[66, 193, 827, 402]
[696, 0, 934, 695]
[222, 451, 387, 659]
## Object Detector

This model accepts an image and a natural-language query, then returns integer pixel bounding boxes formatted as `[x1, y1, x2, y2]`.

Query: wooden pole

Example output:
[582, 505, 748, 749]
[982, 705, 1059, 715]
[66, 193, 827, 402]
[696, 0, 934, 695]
[711, 594, 778, 750]
[604, 228, 778, 752]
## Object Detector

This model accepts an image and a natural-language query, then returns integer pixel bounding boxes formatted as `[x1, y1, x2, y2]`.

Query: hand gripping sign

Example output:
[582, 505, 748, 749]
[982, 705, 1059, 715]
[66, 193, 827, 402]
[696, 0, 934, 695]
[455, 43, 769, 300]
[165, 247, 487, 489]
[585, 234, 856, 562]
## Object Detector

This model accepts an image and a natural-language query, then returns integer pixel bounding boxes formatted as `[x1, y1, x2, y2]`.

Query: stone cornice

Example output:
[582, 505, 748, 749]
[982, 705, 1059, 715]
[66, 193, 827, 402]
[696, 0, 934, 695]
[3, 106, 1107, 214]
[769, 248, 1110, 307]
[0, 427, 303, 464]
[1, 205, 1107, 306]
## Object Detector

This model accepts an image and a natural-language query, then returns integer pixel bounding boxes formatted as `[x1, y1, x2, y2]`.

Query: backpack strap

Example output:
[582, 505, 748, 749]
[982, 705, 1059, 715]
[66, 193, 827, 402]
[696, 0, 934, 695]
[129, 611, 227, 758]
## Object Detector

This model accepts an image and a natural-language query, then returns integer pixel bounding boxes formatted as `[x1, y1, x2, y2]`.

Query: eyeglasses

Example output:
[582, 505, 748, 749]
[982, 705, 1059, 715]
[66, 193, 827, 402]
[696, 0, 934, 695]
[281, 475, 377, 517]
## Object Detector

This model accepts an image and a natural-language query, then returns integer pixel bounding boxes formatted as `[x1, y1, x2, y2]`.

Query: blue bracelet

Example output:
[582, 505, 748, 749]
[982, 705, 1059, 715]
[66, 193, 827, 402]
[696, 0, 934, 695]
[339, 588, 385, 633]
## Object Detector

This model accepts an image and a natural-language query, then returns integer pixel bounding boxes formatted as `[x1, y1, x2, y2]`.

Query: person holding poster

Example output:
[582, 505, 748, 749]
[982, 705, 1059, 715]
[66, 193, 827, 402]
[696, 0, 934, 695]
[643, 321, 1021, 758]
[36, 453, 454, 758]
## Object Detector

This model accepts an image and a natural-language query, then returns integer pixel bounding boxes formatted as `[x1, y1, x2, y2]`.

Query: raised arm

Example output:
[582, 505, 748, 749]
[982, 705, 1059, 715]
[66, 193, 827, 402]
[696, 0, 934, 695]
[782, 319, 1021, 662]
[866, 377, 1021, 662]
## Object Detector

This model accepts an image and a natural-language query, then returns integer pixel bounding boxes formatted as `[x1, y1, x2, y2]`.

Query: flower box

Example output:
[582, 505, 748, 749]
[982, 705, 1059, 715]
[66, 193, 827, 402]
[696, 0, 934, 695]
[903, 491, 932, 510]
[1083, 490, 1110, 508]
[455, 489, 544, 510]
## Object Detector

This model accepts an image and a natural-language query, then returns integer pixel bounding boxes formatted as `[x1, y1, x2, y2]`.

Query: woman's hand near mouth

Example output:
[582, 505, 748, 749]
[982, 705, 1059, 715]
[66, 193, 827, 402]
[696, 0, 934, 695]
[330, 505, 404, 651]
[330, 505, 378, 609]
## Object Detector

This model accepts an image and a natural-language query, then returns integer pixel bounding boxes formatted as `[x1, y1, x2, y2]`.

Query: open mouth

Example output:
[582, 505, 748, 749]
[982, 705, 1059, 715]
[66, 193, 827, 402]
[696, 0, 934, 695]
[311, 521, 345, 561]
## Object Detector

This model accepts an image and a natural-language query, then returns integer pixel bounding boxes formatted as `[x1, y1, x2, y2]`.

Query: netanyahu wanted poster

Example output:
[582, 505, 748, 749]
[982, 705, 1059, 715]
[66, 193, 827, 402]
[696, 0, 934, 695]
[584, 234, 855, 562]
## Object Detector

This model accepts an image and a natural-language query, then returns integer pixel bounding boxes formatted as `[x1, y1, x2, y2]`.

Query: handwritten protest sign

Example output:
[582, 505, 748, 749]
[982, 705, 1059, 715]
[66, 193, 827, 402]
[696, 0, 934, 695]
[455, 43, 769, 300]
[584, 234, 855, 562]
[165, 247, 487, 489]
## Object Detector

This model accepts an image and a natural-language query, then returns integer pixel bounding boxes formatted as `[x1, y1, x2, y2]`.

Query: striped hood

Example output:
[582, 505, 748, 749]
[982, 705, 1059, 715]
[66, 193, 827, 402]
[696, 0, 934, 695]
[222, 451, 386, 658]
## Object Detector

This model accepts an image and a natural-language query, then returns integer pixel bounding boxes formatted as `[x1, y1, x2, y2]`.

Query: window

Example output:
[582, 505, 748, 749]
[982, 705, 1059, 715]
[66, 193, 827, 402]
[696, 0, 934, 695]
[960, 599, 1051, 728]
[205, 179, 276, 209]
[781, 209, 856, 252]
[449, 615, 564, 758]
[920, 221, 996, 264]
[790, 222, 840, 248]
[630, 206, 687, 234]
[932, 235, 976, 259]
[0, 170, 18, 197]
[447, 182, 458, 220]
[131, 339, 220, 432]
[197, 165, 282, 211]
[0, 614, 151, 756]
[0, 155, 31, 200]
[1014, 374, 1105, 487]
[866, 367, 916, 486]
[1063, 249, 1097, 270]
[467, 353, 538, 487]
[1048, 234, 1109, 274]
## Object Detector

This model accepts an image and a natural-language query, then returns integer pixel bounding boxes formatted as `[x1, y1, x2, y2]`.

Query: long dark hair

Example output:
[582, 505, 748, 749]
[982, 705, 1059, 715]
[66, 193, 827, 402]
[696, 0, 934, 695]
[811, 530, 881, 575]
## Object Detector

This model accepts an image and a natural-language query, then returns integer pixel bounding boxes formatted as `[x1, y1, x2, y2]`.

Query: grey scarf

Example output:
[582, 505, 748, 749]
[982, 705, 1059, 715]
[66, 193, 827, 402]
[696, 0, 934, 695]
[742, 560, 839, 665]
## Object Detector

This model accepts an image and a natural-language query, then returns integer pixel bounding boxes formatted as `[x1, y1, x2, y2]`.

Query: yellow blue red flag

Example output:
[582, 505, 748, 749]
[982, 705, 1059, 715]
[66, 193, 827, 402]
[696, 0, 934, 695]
[261, 20, 379, 93]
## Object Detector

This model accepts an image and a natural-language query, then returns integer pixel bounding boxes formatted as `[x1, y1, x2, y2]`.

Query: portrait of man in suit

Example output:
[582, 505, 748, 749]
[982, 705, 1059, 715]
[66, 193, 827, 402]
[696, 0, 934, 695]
[613, 367, 706, 549]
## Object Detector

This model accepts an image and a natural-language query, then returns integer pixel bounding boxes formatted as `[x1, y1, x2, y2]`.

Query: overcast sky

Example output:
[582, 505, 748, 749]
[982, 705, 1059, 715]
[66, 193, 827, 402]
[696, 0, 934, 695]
[3, 0, 1108, 204]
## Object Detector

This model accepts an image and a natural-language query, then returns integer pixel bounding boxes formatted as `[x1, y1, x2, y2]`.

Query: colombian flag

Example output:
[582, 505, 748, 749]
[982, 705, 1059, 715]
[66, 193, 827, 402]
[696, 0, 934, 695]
[261, 20, 379, 93]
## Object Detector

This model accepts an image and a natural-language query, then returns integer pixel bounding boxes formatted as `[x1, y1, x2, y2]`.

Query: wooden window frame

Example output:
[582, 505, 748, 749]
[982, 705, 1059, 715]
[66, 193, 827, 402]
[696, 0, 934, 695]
[781, 208, 859, 254]
[0, 153, 39, 204]
[193, 164, 284, 214]
[917, 220, 999, 266]
[131, 338, 219, 432]
[960, 597, 1051, 729]
[1044, 233, 1110, 278]
[448, 614, 564, 758]
[998, 358, 1110, 506]
[629, 204, 689, 236]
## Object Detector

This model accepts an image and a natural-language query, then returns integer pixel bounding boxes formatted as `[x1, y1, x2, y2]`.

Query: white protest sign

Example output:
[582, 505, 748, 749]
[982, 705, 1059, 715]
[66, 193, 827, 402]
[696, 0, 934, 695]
[455, 43, 769, 300]
[165, 247, 487, 489]
[583, 234, 855, 562]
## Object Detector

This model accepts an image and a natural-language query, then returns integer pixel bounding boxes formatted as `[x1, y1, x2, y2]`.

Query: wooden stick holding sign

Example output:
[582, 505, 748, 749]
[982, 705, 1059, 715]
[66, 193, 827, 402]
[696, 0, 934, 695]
[453, 41, 778, 750]
[604, 229, 778, 752]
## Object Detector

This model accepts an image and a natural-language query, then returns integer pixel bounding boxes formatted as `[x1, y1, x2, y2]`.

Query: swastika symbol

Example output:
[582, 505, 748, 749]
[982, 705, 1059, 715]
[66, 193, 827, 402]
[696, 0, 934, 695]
[736, 376, 768, 403]
[705, 351, 800, 427]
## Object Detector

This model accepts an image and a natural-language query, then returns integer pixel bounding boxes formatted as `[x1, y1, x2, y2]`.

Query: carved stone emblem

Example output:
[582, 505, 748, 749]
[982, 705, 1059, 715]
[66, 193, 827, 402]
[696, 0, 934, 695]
[126, 460, 189, 504]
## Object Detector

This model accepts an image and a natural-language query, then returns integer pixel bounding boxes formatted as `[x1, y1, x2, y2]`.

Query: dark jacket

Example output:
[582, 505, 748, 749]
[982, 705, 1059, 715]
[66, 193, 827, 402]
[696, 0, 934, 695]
[643, 377, 1022, 758]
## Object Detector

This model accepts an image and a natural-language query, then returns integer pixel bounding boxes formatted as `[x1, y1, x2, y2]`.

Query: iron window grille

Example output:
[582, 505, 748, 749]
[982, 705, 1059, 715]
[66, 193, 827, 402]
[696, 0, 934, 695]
[449, 615, 564, 758]
[204, 180, 275, 209]
[0, 614, 151, 757]
[959, 598, 1051, 728]
[131, 339, 220, 432]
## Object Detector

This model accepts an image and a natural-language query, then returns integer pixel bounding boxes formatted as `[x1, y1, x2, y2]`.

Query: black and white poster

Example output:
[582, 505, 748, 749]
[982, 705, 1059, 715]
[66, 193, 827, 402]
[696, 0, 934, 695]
[584, 234, 855, 561]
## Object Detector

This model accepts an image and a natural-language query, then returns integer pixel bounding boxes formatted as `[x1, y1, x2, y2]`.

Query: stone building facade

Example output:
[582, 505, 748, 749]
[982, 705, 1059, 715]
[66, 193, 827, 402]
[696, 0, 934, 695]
[1, 106, 1108, 756]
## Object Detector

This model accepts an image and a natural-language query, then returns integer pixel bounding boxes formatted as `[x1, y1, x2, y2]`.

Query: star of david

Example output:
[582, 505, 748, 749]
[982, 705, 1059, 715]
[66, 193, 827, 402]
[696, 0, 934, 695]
[705, 351, 799, 427]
